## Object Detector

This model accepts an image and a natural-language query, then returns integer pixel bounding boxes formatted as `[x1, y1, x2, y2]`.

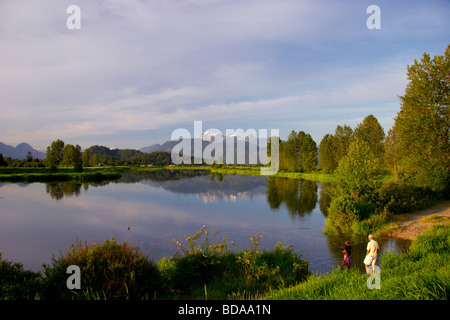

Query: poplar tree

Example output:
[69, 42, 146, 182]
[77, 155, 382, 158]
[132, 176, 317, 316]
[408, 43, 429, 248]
[394, 45, 450, 191]
[299, 133, 318, 172]
[353, 114, 385, 162]
[333, 124, 353, 163]
[46, 139, 65, 166]
[319, 134, 338, 173]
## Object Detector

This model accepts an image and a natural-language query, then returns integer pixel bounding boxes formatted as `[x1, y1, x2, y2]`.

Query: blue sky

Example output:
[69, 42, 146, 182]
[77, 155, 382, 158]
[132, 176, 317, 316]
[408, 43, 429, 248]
[1, 0, 449, 150]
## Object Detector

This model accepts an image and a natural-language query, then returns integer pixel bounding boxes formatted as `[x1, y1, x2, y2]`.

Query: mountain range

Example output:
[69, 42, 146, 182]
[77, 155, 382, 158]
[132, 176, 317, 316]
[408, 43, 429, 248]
[139, 135, 266, 164]
[0, 142, 46, 160]
[1, 135, 266, 164]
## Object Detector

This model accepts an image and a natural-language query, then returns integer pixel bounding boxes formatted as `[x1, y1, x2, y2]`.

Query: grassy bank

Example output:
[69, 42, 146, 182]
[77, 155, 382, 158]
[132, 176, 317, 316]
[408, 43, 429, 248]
[0, 165, 212, 183]
[0, 227, 309, 300]
[0, 166, 127, 183]
[2, 224, 448, 300]
[210, 165, 336, 182]
[264, 223, 450, 300]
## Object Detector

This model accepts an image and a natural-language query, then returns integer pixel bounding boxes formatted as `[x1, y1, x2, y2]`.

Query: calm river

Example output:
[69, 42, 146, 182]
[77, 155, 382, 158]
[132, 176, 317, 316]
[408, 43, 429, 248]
[0, 170, 409, 274]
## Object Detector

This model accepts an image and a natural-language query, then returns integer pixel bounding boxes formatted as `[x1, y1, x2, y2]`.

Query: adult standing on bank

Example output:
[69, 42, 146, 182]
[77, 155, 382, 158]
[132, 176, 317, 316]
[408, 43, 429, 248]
[364, 234, 379, 275]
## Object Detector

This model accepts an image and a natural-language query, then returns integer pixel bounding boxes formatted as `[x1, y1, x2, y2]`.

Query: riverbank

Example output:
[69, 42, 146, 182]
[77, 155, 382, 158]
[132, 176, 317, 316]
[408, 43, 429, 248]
[263, 222, 450, 300]
[0, 166, 127, 183]
[210, 166, 336, 182]
[0, 165, 213, 182]
[386, 201, 450, 240]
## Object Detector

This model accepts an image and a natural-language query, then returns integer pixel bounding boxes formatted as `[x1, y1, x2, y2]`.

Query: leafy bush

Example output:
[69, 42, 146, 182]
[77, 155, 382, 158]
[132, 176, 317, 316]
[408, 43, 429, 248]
[266, 224, 450, 300]
[325, 178, 444, 236]
[165, 226, 309, 299]
[0, 254, 43, 300]
[42, 238, 162, 300]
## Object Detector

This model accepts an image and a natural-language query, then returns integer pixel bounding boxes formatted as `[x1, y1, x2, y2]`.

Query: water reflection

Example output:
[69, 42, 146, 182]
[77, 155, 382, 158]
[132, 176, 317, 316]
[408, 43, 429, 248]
[118, 170, 268, 203]
[0, 170, 410, 275]
[266, 177, 318, 216]
[45, 182, 84, 200]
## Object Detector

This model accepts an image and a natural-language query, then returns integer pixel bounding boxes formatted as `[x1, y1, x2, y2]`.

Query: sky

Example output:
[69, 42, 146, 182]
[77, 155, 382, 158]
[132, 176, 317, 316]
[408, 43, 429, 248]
[1, 0, 449, 151]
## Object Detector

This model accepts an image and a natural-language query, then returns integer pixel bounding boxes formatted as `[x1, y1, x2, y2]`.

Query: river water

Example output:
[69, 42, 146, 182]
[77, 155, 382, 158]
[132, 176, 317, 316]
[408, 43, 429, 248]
[0, 170, 409, 274]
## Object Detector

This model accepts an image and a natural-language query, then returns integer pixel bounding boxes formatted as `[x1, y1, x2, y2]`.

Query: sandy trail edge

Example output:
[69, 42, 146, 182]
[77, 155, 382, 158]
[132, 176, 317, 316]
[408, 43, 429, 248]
[389, 203, 450, 240]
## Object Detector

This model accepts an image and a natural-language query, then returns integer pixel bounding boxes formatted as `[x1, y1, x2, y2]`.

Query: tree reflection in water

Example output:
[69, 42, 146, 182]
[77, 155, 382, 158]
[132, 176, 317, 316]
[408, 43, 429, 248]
[266, 177, 319, 216]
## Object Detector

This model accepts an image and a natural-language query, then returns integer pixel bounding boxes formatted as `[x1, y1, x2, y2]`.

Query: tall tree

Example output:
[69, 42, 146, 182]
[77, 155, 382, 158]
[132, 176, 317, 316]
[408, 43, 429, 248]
[46, 139, 65, 166]
[61, 144, 82, 167]
[333, 124, 353, 163]
[335, 137, 382, 197]
[394, 45, 450, 191]
[284, 130, 301, 171]
[353, 114, 385, 162]
[91, 154, 99, 167]
[384, 128, 400, 176]
[0, 153, 6, 167]
[319, 134, 338, 173]
[82, 149, 90, 167]
[299, 133, 318, 172]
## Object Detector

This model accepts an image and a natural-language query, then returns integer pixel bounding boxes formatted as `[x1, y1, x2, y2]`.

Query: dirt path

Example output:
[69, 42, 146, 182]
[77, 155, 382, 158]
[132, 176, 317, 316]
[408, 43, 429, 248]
[389, 203, 450, 240]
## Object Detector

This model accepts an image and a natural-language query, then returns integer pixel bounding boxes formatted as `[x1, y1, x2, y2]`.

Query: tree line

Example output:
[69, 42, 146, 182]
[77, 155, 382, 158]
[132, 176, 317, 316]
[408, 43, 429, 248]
[319, 44, 449, 193]
[270, 130, 318, 173]
[323, 44, 449, 235]
[44, 140, 173, 169]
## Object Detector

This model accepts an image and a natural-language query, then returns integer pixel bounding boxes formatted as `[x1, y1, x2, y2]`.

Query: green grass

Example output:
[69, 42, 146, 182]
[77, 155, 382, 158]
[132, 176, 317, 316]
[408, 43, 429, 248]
[159, 226, 310, 300]
[264, 224, 450, 300]
[1, 225, 448, 300]
[0, 227, 309, 300]
[0, 166, 126, 183]
[420, 214, 450, 224]
[211, 166, 336, 182]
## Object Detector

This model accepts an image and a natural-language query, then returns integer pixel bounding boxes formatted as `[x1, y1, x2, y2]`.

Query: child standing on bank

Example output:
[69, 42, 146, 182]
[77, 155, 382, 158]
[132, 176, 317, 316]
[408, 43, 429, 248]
[340, 240, 352, 271]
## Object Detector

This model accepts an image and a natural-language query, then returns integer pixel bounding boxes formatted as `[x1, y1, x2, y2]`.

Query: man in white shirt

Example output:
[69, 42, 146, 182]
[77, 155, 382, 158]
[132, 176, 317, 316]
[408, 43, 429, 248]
[364, 234, 380, 275]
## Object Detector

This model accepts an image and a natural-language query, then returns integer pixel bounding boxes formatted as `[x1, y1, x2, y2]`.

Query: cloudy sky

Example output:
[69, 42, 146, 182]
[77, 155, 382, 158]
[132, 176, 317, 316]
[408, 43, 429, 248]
[1, 0, 449, 150]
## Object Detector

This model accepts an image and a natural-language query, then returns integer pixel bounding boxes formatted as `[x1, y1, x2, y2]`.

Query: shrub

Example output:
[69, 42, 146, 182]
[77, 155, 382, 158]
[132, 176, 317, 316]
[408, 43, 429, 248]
[42, 238, 162, 300]
[0, 254, 43, 300]
[166, 226, 310, 299]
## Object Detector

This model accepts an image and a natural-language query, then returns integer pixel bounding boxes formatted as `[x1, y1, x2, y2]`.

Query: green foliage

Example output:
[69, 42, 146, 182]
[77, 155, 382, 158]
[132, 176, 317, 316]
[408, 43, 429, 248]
[354, 114, 385, 163]
[335, 137, 383, 197]
[384, 128, 400, 176]
[87, 145, 172, 166]
[0, 153, 7, 167]
[82, 150, 90, 167]
[278, 130, 318, 173]
[318, 124, 353, 174]
[46, 139, 65, 166]
[266, 224, 450, 300]
[42, 238, 162, 300]
[318, 134, 338, 173]
[394, 44, 450, 192]
[0, 254, 43, 300]
[333, 124, 353, 163]
[300, 133, 318, 172]
[165, 226, 309, 299]
[284, 130, 301, 171]
[91, 154, 99, 167]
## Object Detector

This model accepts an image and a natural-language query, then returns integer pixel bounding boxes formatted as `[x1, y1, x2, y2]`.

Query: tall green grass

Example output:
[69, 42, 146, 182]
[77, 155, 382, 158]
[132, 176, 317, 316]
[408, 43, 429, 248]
[159, 226, 310, 299]
[0, 227, 310, 300]
[42, 238, 162, 300]
[264, 224, 450, 300]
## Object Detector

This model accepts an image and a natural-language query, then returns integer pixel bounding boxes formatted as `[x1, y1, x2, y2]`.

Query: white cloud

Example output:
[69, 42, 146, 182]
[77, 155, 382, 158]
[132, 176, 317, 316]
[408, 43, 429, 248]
[0, 0, 448, 148]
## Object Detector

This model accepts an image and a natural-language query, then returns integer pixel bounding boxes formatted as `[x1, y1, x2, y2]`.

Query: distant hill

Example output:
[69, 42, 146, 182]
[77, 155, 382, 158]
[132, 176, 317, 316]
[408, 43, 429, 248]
[140, 136, 266, 164]
[0, 142, 46, 160]
[139, 144, 161, 153]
